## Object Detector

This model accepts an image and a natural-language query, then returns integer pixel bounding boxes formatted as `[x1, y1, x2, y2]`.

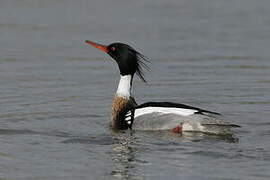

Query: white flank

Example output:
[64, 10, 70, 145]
[182, 122, 205, 131]
[134, 107, 197, 118]
[116, 75, 132, 98]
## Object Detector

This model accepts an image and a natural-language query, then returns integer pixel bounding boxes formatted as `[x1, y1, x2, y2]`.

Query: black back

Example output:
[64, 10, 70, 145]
[135, 102, 221, 115]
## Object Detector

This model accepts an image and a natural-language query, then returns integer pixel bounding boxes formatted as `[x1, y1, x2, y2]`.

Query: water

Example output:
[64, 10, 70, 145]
[0, 0, 270, 179]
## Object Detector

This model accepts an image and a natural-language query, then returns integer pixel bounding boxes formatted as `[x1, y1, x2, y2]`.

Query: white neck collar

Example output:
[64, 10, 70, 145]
[116, 75, 132, 98]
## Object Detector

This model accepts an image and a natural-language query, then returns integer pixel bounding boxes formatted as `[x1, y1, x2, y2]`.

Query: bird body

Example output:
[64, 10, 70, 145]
[111, 95, 136, 130]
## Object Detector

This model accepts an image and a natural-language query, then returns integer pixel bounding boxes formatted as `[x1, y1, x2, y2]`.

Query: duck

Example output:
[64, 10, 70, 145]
[85, 40, 239, 134]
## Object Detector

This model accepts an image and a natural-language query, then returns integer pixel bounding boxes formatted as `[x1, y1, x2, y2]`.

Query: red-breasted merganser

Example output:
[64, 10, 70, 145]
[85, 40, 239, 134]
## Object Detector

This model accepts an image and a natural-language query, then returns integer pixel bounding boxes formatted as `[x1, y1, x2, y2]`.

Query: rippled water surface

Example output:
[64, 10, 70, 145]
[1, 0, 270, 179]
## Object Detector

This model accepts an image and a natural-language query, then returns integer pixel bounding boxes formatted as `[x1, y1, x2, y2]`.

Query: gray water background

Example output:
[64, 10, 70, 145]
[0, 0, 270, 179]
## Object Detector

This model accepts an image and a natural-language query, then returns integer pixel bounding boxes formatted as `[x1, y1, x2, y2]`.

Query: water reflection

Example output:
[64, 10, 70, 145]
[110, 133, 144, 180]
[181, 132, 239, 143]
[108, 130, 238, 180]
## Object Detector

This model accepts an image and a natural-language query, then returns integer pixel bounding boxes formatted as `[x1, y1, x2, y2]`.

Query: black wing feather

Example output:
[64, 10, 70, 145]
[135, 102, 221, 115]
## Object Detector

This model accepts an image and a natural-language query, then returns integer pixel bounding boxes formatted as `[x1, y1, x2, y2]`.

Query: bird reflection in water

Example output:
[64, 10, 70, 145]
[110, 132, 146, 180]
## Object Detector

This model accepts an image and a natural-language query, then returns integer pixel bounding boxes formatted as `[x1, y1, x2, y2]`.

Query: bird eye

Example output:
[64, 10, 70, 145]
[111, 47, 116, 51]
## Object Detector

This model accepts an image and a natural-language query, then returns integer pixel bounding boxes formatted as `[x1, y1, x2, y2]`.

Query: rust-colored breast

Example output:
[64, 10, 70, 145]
[111, 96, 136, 130]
